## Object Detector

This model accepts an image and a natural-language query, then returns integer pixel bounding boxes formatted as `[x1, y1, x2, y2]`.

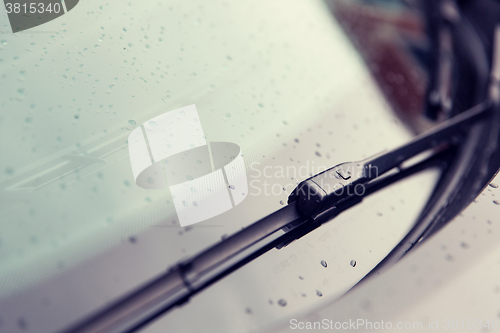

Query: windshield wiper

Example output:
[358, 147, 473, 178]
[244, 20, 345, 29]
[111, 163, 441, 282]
[61, 101, 491, 333]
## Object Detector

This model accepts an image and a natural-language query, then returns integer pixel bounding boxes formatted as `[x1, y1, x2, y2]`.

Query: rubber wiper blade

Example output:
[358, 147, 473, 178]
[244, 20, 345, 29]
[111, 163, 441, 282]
[62, 202, 306, 333]
[61, 102, 491, 333]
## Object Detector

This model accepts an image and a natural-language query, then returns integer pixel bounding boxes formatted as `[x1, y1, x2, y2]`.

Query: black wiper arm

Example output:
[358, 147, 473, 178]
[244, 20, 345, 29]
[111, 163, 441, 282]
[61, 101, 491, 333]
[289, 101, 490, 220]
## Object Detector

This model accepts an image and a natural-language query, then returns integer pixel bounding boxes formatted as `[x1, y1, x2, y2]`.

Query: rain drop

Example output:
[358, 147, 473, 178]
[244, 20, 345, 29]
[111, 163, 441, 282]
[494, 200, 500, 205]
[128, 119, 136, 125]
[321, 260, 327, 268]
[229, 185, 235, 190]
[277, 299, 287, 307]
[17, 318, 28, 330]
[489, 183, 498, 188]
[350, 260, 357, 267]
[316, 290, 323, 297]
[279, 200, 285, 205]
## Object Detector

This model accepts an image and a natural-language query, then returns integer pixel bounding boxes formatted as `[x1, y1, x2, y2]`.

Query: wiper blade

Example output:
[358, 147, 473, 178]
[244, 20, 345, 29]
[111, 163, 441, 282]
[61, 102, 491, 333]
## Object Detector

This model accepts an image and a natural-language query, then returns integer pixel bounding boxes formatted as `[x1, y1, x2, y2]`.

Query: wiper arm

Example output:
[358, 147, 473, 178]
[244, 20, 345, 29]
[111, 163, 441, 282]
[290, 101, 489, 220]
[61, 102, 491, 333]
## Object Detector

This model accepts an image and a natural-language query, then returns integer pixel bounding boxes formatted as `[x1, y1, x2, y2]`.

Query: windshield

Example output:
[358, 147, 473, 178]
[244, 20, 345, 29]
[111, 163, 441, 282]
[0, 0, 439, 332]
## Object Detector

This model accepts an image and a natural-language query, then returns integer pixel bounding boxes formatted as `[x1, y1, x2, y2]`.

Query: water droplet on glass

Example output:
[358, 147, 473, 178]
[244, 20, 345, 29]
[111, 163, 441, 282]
[123, 180, 130, 187]
[279, 200, 284, 205]
[489, 183, 498, 188]
[186, 175, 193, 181]
[277, 299, 287, 307]
[350, 260, 357, 267]
[229, 185, 235, 190]
[316, 290, 323, 297]
[225, 113, 231, 117]
[0, 40, 6, 45]
[196, 160, 202, 164]
[17, 318, 28, 330]
[321, 260, 327, 268]
[245, 308, 252, 314]
[494, 200, 500, 205]
[128, 119, 136, 125]
[315, 151, 322, 157]
[129, 236, 137, 243]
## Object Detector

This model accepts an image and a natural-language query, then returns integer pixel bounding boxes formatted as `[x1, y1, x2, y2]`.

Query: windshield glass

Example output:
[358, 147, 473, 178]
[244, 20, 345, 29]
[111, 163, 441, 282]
[0, 0, 438, 332]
